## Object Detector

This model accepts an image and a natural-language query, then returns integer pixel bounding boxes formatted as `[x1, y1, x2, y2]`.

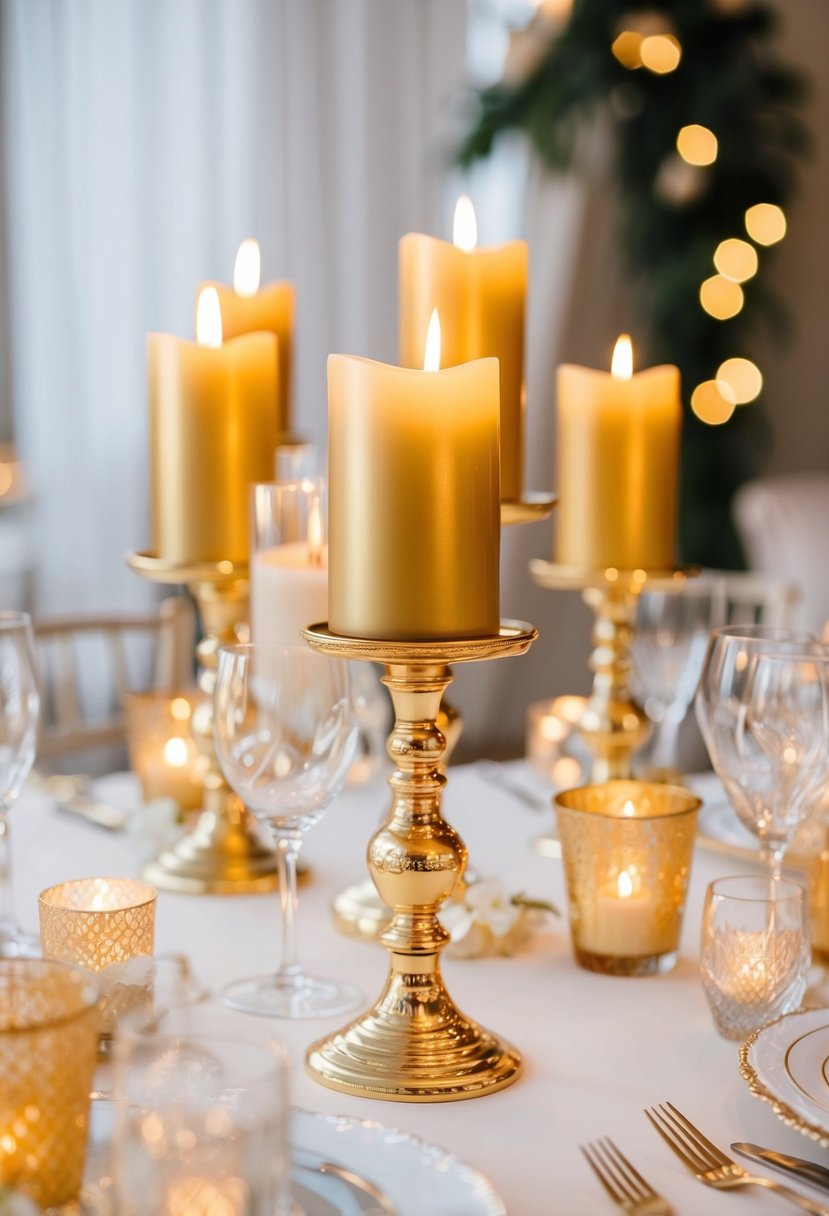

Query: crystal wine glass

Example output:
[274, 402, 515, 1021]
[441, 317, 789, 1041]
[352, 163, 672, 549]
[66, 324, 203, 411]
[0, 612, 41, 958]
[695, 625, 823, 876]
[214, 643, 360, 1017]
[633, 578, 726, 777]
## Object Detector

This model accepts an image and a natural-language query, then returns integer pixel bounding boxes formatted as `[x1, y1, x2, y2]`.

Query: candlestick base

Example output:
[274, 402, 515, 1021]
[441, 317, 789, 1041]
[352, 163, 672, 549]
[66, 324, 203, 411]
[126, 550, 278, 894]
[500, 492, 557, 527]
[304, 620, 536, 1101]
[529, 561, 697, 783]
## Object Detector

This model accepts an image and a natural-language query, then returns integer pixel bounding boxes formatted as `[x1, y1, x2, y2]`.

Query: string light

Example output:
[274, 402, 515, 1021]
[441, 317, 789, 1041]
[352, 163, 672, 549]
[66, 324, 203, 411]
[676, 124, 718, 167]
[745, 203, 787, 246]
[714, 238, 758, 283]
[611, 31, 643, 69]
[717, 357, 763, 404]
[691, 380, 736, 426]
[700, 275, 744, 320]
[640, 34, 681, 74]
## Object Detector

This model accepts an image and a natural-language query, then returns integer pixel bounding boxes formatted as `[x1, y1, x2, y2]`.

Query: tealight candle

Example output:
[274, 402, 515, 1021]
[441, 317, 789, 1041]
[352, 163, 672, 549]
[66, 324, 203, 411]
[126, 691, 204, 811]
[556, 781, 700, 975]
[556, 334, 681, 570]
[39, 877, 157, 974]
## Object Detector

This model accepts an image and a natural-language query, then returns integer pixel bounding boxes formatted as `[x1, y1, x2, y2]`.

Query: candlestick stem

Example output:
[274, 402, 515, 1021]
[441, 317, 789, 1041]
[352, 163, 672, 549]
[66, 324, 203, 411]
[126, 550, 277, 895]
[304, 621, 535, 1101]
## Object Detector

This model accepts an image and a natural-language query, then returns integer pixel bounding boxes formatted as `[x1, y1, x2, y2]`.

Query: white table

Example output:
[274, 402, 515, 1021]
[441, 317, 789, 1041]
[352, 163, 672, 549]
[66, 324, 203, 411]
[13, 763, 829, 1215]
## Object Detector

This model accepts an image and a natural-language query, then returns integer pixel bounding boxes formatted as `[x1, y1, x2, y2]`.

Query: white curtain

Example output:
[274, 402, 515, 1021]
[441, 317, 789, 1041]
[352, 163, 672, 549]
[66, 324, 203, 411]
[1, 0, 466, 614]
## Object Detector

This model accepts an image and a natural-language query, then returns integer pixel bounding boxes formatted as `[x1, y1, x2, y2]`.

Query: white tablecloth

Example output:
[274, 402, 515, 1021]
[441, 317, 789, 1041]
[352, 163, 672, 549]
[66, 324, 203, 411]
[13, 763, 829, 1215]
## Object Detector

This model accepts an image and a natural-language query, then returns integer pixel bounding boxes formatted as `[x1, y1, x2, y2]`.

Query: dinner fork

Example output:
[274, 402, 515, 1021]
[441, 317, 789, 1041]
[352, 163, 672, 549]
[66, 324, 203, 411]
[645, 1101, 829, 1215]
[580, 1136, 673, 1214]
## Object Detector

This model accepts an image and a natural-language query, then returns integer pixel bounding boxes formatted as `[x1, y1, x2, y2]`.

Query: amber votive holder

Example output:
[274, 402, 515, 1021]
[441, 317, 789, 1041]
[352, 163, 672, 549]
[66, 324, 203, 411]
[555, 780, 700, 976]
[0, 958, 99, 1207]
[39, 877, 157, 1035]
[125, 689, 205, 810]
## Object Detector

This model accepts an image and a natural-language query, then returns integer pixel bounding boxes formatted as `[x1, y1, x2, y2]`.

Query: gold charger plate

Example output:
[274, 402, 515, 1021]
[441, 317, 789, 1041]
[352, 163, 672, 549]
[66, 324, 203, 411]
[740, 1007, 829, 1150]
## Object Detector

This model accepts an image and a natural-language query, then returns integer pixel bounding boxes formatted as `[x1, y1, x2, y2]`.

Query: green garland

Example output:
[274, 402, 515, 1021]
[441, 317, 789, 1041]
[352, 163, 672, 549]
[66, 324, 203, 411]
[459, 0, 809, 567]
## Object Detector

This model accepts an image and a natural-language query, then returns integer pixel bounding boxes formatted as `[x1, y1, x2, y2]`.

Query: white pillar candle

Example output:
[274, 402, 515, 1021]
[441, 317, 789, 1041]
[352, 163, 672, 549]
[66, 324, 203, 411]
[251, 541, 328, 646]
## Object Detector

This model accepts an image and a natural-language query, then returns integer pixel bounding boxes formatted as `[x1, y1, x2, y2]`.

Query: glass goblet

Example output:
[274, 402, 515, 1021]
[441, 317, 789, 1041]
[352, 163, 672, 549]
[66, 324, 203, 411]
[214, 643, 360, 1018]
[633, 577, 726, 777]
[0, 611, 41, 958]
[695, 625, 822, 877]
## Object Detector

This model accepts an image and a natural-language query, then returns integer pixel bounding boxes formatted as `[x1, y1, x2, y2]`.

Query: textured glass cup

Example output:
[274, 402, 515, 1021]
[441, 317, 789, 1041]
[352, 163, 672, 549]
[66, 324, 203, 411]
[39, 877, 157, 1036]
[700, 875, 810, 1040]
[125, 690, 205, 810]
[0, 958, 99, 1206]
[556, 780, 700, 975]
[113, 1031, 290, 1215]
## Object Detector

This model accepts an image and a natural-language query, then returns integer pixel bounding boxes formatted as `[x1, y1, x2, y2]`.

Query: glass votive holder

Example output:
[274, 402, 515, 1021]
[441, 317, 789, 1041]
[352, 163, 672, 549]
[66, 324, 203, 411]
[0, 958, 99, 1207]
[555, 780, 701, 976]
[700, 875, 811, 1041]
[113, 1030, 290, 1214]
[39, 877, 157, 1035]
[525, 695, 587, 787]
[125, 690, 206, 811]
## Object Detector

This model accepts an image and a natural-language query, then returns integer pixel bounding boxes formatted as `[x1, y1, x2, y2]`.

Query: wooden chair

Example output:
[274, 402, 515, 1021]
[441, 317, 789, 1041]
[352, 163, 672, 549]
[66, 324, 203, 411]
[33, 595, 196, 765]
[708, 569, 801, 629]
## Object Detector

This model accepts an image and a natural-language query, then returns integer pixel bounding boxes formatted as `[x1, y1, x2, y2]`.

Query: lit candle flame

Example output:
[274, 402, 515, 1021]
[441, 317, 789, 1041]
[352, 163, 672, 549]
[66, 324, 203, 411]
[423, 308, 441, 371]
[621, 799, 636, 817]
[453, 194, 478, 252]
[617, 870, 634, 899]
[196, 286, 223, 348]
[233, 238, 261, 297]
[307, 495, 324, 566]
[611, 333, 633, 380]
[163, 737, 189, 768]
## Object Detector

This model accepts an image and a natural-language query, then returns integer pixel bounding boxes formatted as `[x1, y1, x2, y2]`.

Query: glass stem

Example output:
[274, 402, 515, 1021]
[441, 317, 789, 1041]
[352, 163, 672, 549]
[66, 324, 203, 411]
[759, 844, 784, 882]
[650, 709, 683, 772]
[274, 833, 302, 980]
[0, 808, 16, 937]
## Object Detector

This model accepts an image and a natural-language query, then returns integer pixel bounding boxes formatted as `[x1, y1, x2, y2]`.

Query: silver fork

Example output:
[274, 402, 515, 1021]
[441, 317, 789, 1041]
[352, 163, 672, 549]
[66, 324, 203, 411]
[645, 1101, 829, 1215]
[580, 1136, 674, 1215]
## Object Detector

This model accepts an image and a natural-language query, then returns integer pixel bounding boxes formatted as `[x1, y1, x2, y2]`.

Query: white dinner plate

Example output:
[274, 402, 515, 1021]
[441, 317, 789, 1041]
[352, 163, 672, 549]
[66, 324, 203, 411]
[292, 1109, 507, 1216]
[741, 1007, 829, 1149]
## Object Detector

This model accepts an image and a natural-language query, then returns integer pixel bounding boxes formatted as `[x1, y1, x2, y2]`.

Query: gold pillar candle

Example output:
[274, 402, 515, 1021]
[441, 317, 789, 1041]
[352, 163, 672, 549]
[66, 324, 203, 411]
[556, 335, 681, 569]
[39, 877, 157, 973]
[148, 288, 278, 564]
[399, 197, 527, 501]
[0, 959, 99, 1207]
[555, 780, 700, 976]
[197, 238, 295, 435]
[328, 327, 501, 641]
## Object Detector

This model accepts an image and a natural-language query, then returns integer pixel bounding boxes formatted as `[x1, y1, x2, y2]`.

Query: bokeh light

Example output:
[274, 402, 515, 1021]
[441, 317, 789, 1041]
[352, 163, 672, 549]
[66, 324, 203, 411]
[691, 380, 736, 426]
[611, 31, 643, 69]
[640, 34, 681, 74]
[714, 238, 758, 283]
[716, 358, 763, 404]
[745, 203, 787, 246]
[676, 124, 718, 167]
[700, 275, 744, 320]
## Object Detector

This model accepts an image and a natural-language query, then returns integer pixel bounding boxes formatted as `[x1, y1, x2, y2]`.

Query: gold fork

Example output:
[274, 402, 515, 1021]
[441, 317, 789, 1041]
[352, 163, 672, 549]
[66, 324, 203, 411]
[581, 1136, 674, 1215]
[645, 1101, 829, 1215]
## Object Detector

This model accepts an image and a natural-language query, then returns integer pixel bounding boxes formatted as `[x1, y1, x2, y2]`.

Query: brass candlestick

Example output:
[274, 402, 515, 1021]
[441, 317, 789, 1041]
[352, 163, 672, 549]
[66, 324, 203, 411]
[304, 620, 536, 1102]
[331, 494, 556, 942]
[529, 562, 694, 782]
[126, 550, 276, 894]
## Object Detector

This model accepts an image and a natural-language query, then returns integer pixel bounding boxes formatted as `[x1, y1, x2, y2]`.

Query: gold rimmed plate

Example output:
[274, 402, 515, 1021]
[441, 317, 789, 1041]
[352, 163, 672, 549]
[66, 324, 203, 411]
[741, 1007, 829, 1149]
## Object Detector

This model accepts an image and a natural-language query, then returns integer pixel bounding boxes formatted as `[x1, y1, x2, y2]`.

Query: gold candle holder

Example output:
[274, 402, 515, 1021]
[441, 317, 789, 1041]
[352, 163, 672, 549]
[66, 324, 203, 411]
[304, 620, 536, 1101]
[530, 561, 695, 782]
[125, 689, 206, 810]
[127, 550, 277, 894]
[556, 779, 700, 976]
[0, 958, 99, 1207]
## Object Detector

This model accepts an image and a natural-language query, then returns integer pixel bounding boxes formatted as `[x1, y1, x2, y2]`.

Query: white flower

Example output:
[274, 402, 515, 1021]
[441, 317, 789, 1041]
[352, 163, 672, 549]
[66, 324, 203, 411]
[97, 954, 155, 997]
[128, 797, 182, 858]
[440, 877, 558, 959]
[0, 1190, 40, 1216]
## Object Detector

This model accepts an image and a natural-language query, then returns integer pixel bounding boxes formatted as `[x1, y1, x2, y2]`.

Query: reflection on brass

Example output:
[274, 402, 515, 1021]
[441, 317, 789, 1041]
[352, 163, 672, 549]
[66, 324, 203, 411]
[304, 620, 536, 1101]
[500, 492, 558, 527]
[126, 551, 277, 894]
[530, 561, 698, 783]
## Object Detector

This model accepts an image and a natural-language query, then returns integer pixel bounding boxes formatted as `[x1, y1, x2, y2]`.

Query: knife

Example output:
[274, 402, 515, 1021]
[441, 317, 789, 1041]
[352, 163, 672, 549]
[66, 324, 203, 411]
[731, 1142, 829, 1193]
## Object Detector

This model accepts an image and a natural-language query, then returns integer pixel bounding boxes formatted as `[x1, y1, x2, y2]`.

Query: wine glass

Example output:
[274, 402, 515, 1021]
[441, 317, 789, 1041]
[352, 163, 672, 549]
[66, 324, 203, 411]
[695, 625, 822, 876]
[632, 578, 726, 777]
[213, 643, 360, 1017]
[0, 612, 41, 958]
[738, 651, 829, 876]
